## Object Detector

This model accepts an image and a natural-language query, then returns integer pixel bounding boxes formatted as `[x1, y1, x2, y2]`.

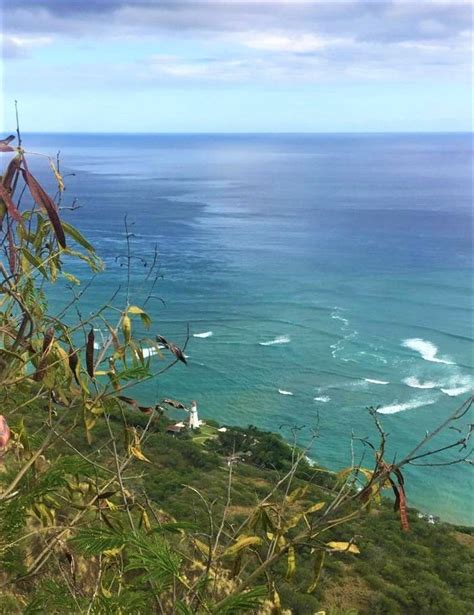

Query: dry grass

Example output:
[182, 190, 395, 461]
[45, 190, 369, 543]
[452, 531, 474, 550]
[322, 570, 374, 614]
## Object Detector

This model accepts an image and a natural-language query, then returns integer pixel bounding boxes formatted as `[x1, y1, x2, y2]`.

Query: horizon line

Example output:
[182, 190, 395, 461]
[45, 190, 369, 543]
[8, 130, 473, 136]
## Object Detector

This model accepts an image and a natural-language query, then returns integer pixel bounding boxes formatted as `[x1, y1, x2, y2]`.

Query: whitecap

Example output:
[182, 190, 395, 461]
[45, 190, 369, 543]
[259, 335, 290, 346]
[403, 376, 438, 389]
[402, 338, 454, 365]
[441, 385, 473, 397]
[377, 398, 436, 415]
[278, 389, 294, 396]
[314, 395, 330, 402]
[193, 331, 213, 338]
[331, 311, 349, 327]
[141, 347, 161, 358]
[365, 378, 389, 385]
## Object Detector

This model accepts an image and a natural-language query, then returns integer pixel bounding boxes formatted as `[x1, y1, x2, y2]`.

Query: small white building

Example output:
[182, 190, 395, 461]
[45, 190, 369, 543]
[188, 400, 202, 430]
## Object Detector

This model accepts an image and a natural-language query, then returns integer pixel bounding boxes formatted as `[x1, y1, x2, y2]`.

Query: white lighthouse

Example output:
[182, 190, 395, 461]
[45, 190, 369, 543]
[188, 400, 200, 430]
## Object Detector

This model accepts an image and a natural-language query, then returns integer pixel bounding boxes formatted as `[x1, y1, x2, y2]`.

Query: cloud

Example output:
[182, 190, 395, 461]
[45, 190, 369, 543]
[1, 34, 53, 59]
[237, 32, 350, 53]
[2, 1, 471, 86]
[4, 1, 471, 42]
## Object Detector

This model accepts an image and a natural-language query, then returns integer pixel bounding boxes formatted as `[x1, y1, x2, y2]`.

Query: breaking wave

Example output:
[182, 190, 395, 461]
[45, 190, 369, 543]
[402, 338, 454, 365]
[278, 389, 294, 396]
[259, 335, 290, 346]
[377, 397, 437, 415]
[193, 331, 213, 338]
[403, 376, 438, 389]
[364, 378, 389, 385]
[314, 396, 330, 403]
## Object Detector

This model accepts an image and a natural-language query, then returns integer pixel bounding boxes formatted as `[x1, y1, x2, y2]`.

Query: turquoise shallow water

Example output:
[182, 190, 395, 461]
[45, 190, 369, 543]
[18, 133, 473, 524]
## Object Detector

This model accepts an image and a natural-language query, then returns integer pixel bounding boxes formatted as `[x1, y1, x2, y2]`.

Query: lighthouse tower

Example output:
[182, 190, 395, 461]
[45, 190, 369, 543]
[188, 400, 200, 430]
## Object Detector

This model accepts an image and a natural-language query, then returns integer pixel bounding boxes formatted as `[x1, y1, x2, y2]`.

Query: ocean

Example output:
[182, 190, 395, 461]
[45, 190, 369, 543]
[18, 133, 473, 524]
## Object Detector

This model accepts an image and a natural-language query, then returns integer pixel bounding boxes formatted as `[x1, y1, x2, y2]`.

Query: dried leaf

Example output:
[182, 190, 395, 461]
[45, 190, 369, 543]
[118, 395, 138, 409]
[326, 541, 360, 554]
[223, 535, 262, 558]
[2, 156, 21, 192]
[128, 305, 152, 328]
[138, 406, 153, 415]
[305, 502, 325, 515]
[0, 415, 11, 452]
[68, 346, 80, 385]
[122, 314, 131, 344]
[33, 327, 55, 381]
[0, 135, 15, 151]
[162, 398, 187, 410]
[156, 335, 187, 365]
[86, 328, 95, 378]
[21, 167, 66, 248]
[0, 184, 23, 225]
[49, 159, 65, 192]
[7, 228, 16, 273]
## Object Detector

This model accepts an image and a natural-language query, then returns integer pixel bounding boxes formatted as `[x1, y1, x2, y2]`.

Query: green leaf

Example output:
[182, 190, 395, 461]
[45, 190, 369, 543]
[62, 221, 95, 252]
[20, 248, 47, 277]
[307, 550, 325, 593]
[286, 545, 296, 580]
[69, 527, 126, 556]
[212, 586, 267, 614]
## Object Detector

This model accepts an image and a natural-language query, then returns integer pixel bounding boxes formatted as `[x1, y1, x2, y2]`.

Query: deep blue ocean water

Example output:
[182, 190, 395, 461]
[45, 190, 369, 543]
[17, 133, 473, 524]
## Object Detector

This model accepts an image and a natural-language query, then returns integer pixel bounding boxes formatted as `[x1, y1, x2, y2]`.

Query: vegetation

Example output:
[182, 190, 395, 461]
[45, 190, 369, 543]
[0, 132, 472, 614]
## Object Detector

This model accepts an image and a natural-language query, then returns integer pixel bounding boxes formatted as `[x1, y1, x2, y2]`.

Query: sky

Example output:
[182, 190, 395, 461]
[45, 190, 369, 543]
[1, 0, 472, 133]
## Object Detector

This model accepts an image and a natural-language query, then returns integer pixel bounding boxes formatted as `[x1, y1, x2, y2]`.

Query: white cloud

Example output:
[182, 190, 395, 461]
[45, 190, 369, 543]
[237, 32, 349, 53]
[1, 34, 53, 58]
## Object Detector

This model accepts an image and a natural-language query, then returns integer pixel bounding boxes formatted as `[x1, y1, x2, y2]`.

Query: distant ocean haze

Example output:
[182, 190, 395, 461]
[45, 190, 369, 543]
[18, 132, 473, 524]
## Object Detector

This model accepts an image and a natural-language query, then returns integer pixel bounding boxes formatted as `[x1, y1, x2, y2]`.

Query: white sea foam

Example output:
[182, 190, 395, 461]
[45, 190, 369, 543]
[331, 310, 349, 327]
[141, 347, 160, 358]
[259, 335, 290, 346]
[314, 396, 330, 402]
[364, 378, 389, 385]
[377, 398, 436, 415]
[403, 376, 438, 389]
[402, 338, 454, 365]
[441, 384, 473, 397]
[193, 331, 213, 338]
[278, 389, 294, 396]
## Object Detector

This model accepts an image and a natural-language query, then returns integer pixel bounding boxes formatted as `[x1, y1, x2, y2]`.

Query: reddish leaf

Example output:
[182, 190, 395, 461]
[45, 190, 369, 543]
[68, 346, 80, 385]
[0, 184, 23, 225]
[387, 474, 410, 532]
[0, 135, 15, 148]
[0, 415, 11, 452]
[156, 335, 187, 365]
[398, 487, 410, 532]
[118, 395, 138, 409]
[2, 156, 21, 191]
[162, 398, 187, 410]
[7, 228, 16, 274]
[138, 406, 153, 415]
[86, 329, 95, 378]
[33, 327, 55, 381]
[21, 168, 66, 248]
